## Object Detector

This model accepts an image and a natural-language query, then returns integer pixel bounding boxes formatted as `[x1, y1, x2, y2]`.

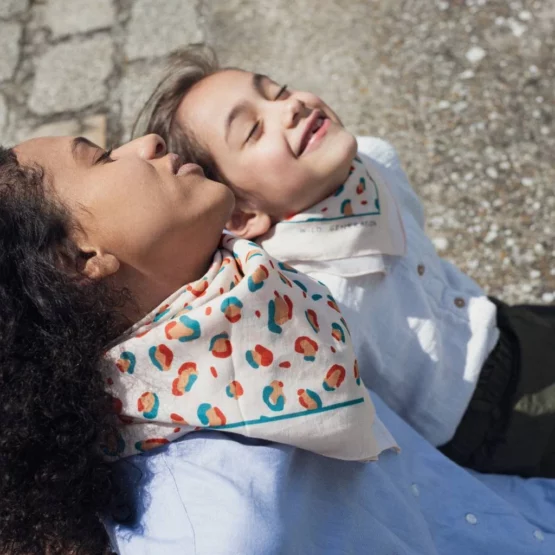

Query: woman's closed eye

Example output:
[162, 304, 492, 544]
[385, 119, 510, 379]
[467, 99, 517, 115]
[93, 148, 114, 165]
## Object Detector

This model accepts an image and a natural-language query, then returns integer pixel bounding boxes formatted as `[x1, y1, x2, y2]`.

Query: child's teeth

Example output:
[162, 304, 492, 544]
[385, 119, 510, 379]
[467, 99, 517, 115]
[312, 118, 323, 134]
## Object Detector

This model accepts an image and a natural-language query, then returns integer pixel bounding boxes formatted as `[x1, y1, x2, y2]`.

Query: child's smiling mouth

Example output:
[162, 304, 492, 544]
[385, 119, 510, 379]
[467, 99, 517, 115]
[297, 110, 329, 156]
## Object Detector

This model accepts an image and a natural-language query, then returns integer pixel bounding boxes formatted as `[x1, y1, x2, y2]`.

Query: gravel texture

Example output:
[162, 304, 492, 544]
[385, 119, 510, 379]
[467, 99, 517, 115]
[0, 0, 553, 304]
[0, 0, 30, 18]
[0, 21, 22, 81]
[125, 0, 203, 60]
[0, 92, 7, 131]
[44, 0, 116, 38]
[28, 35, 114, 114]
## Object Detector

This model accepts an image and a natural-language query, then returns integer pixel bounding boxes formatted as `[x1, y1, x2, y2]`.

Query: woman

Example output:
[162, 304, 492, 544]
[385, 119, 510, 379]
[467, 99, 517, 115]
[1, 135, 553, 555]
[0, 133, 234, 554]
[0, 132, 392, 552]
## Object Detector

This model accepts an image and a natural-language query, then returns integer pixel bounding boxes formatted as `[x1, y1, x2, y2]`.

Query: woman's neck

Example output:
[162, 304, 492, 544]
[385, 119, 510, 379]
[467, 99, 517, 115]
[113, 256, 215, 324]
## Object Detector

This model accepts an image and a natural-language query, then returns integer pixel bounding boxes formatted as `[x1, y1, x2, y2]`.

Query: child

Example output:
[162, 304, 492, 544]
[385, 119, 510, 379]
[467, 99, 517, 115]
[136, 47, 555, 478]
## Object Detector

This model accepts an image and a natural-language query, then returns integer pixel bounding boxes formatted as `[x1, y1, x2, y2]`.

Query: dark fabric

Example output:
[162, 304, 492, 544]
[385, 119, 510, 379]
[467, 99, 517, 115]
[439, 298, 555, 478]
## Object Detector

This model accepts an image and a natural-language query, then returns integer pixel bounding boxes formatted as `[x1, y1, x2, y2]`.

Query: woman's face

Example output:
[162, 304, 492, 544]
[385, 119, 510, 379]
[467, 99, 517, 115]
[14, 134, 234, 290]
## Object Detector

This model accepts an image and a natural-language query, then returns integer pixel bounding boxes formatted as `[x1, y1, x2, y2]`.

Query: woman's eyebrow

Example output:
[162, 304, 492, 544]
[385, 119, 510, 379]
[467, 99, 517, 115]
[224, 73, 270, 143]
[71, 136, 100, 161]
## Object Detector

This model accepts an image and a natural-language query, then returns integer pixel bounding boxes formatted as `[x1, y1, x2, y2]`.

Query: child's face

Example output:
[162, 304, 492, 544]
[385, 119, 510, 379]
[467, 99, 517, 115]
[176, 70, 357, 222]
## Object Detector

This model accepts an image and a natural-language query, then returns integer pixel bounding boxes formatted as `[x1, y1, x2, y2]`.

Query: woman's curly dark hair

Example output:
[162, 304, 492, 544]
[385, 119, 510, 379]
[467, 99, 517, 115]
[0, 146, 130, 554]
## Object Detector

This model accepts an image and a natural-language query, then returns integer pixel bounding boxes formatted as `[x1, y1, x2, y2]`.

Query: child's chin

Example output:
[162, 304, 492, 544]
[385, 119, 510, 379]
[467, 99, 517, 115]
[334, 132, 358, 171]
[331, 125, 357, 153]
[345, 132, 358, 158]
[336, 157, 357, 186]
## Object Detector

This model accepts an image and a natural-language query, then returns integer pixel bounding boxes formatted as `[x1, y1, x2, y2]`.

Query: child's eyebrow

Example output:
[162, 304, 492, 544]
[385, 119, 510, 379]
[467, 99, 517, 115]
[252, 73, 268, 96]
[224, 73, 269, 143]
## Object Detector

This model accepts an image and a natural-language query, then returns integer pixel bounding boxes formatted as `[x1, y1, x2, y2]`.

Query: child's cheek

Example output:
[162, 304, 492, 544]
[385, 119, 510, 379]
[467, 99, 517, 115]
[255, 144, 291, 173]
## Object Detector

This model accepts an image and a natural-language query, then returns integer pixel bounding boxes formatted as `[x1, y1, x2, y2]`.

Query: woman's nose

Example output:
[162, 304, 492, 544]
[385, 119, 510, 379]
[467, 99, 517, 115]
[112, 134, 167, 160]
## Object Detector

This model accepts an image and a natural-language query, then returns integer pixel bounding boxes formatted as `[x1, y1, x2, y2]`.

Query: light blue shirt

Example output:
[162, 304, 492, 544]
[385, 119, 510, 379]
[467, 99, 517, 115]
[109, 394, 555, 554]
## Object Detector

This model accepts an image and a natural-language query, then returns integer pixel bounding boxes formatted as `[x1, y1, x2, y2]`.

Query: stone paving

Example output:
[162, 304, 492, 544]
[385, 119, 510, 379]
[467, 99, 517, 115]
[0, 0, 553, 304]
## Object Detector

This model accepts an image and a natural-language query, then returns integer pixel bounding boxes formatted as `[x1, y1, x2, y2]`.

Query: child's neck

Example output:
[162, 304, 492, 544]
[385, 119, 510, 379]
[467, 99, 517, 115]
[277, 161, 354, 224]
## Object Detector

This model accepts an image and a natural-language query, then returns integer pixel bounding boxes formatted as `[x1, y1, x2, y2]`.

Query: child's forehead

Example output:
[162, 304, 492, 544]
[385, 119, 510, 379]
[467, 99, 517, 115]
[201, 69, 279, 96]
[177, 69, 280, 125]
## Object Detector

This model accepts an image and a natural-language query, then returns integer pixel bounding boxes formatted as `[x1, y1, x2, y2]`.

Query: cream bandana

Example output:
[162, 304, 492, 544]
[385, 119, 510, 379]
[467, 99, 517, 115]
[103, 236, 395, 461]
[259, 152, 406, 277]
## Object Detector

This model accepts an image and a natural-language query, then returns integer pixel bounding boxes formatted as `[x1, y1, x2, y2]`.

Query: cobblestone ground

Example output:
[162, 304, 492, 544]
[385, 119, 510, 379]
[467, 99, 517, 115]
[0, 0, 553, 303]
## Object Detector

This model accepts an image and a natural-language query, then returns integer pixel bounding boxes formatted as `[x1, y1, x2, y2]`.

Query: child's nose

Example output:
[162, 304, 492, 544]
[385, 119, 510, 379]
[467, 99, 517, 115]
[282, 97, 305, 128]
[112, 134, 167, 160]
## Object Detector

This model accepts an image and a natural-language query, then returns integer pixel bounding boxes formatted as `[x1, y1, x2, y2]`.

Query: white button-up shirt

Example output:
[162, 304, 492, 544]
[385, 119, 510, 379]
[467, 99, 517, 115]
[307, 137, 499, 446]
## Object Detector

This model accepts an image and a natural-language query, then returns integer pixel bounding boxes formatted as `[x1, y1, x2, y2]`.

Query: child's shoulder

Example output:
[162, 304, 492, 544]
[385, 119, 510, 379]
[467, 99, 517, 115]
[355, 137, 425, 228]
[356, 137, 403, 170]
[355, 137, 407, 197]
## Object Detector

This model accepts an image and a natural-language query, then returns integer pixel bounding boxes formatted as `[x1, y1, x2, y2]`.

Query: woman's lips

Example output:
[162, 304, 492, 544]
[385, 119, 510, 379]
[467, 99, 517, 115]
[177, 163, 204, 177]
[302, 117, 331, 156]
[167, 153, 204, 177]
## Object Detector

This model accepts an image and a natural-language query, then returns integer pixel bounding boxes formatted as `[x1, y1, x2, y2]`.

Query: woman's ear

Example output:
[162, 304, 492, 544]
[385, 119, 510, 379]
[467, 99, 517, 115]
[78, 248, 120, 280]
[226, 206, 272, 240]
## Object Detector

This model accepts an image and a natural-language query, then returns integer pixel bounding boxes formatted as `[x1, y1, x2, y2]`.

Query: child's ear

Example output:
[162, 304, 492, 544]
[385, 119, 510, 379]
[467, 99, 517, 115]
[226, 207, 272, 240]
[78, 247, 121, 281]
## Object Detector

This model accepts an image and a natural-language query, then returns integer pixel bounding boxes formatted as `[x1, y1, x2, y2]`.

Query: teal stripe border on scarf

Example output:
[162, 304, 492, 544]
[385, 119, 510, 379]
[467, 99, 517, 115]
[211, 397, 366, 430]
[280, 211, 380, 224]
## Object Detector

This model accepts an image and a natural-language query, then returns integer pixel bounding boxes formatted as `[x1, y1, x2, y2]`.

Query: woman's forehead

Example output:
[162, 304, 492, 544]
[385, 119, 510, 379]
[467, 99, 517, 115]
[14, 136, 74, 168]
[13, 136, 106, 184]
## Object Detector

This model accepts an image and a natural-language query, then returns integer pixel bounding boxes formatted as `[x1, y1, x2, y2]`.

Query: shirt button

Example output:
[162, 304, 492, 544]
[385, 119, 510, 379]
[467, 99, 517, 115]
[417, 264, 425, 276]
[533, 530, 544, 542]
[411, 483, 420, 497]
[454, 297, 466, 308]
[465, 513, 478, 525]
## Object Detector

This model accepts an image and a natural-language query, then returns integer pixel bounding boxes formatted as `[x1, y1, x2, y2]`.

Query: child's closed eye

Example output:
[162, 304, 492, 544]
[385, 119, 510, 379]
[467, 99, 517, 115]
[245, 121, 261, 144]
[244, 84, 288, 144]
[274, 84, 288, 100]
